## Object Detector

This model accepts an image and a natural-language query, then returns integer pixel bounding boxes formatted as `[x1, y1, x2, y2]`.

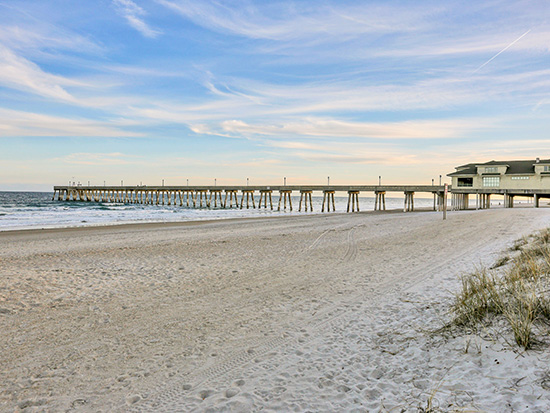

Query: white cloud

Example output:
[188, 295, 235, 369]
[0, 109, 143, 138]
[57, 152, 140, 165]
[0, 45, 76, 101]
[113, 0, 161, 38]
[218, 118, 488, 140]
[156, 0, 431, 41]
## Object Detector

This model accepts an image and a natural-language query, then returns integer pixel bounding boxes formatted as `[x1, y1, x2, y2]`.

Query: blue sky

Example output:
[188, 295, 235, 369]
[0, 0, 549, 190]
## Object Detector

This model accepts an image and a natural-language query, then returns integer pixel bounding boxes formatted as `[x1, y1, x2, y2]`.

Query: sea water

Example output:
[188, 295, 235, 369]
[0, 191, 442, 231]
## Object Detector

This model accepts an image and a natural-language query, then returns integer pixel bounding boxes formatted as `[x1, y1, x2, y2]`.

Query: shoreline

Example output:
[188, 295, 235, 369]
[0, 206, 438, 236]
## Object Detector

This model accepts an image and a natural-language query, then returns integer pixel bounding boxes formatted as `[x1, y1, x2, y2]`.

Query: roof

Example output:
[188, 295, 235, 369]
[448, 159, 550, 177]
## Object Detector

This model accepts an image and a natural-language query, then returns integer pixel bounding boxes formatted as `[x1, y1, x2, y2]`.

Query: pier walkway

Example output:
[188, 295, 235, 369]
[53, 185, 447, 213]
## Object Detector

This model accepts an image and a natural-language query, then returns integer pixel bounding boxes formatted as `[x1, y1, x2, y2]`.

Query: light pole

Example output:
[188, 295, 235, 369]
[104, 180, 106, 187]
[162, 179, 164, 187]
[121, 180, 123, 186]
[214, 178, 217, 186]
[327, 176, 330, 186]
[88, 181, 90, 186]
[186, 179, 189, 186]
[439, 175, 442, 186]
[432, 178, 434, 186]
[379, 176, 381, 186]
[246, 178, 249, 186]
[284, 177, 286, 186]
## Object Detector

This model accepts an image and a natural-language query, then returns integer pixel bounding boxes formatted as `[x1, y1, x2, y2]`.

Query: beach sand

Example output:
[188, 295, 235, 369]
[1, 208, 550, 412]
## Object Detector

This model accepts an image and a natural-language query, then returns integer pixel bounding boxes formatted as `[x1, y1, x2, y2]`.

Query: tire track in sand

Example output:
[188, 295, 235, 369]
[127, 220, 487, 412]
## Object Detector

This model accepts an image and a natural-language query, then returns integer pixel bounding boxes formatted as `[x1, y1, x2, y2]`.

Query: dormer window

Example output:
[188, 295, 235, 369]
[485, 167, 498, 173]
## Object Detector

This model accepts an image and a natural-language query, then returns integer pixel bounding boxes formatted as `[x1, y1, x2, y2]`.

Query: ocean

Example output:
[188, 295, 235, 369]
[0, 191, 443, 231]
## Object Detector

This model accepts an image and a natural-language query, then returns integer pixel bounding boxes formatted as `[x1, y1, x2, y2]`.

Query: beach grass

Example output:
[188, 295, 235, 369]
[450, 228, 550, 349]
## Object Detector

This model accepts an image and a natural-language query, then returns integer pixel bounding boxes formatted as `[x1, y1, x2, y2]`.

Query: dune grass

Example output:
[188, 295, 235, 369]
[450, 228, 550, 349]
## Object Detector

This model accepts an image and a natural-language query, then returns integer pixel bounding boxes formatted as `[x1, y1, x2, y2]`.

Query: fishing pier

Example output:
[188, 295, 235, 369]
[53, 185, 448, 213]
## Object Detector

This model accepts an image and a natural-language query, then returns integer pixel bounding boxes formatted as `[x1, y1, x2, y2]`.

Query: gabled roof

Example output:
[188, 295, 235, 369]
[448, 159, 550, 177]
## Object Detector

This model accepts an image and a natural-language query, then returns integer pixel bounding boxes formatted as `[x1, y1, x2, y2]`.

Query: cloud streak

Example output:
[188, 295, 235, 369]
[113, 0, 161, 38]
[0, 109, 143, 138]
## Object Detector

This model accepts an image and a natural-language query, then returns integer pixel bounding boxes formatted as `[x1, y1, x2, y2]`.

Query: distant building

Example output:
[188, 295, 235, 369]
[447, 158, 550, 209]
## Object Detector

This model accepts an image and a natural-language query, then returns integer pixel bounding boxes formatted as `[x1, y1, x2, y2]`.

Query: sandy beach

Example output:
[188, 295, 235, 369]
[2, 208, 550, 412]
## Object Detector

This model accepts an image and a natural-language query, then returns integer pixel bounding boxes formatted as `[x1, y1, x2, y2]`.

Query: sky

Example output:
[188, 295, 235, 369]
[0, 0, 549, 191]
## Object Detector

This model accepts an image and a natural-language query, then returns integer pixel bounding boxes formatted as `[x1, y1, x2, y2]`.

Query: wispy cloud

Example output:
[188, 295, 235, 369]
[0, 45, 76, 101]
[57, 152, 140, 165]
[216, 118, 488, 140]
[113, 0, 161, 38]
[157, 0, 431, 41]
[0, 109, 143, 138]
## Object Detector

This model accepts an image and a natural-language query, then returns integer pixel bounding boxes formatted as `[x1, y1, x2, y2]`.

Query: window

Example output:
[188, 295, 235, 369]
[483, 177, 500, 187]
[485, 167, 498, 173]
[457, 177, 473, 187]
[511, 176, 529, 180]
[544, 165, 550, 172]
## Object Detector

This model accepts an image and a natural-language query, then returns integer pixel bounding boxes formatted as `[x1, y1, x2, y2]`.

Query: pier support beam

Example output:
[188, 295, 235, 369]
[196, 190, 209, 207]
[322, 190, 336, 212]
[278, 190, 293, 211]
[299, 190, 313, 212]
[404, 191, 414, 212]
[258, 190, 273, 209]
[374, 191, 386, 211]
[240, 190, 255, 209]
[535, 194, 540, 208]
[347, 191, 360, 212]
[209, 190, 223, 208]
[224, 190, 239, 208]
[504, 194, 515, 208]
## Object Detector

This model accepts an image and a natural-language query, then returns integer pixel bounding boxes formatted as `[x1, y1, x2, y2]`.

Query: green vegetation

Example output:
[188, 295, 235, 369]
[450, 228, 550, 349]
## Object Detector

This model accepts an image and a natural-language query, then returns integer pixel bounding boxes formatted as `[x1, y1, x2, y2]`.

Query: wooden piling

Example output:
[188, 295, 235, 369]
[404, 191, 415, 212]
[374, 191, 386, 211]
[278, 190, 293, 211]
[240, 190, 255, 209]
[322, 190, 336, 212]
[259, 190, 273, 209]
[299, 190, 313, 212]
[347, 191, 360, 212]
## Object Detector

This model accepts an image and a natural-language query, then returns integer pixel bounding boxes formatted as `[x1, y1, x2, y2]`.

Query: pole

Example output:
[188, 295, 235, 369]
[379, 176, 381, 186]
[443, 183, 448, 220]
[284, 177, 286, 186]
[328, 176, 330, 186]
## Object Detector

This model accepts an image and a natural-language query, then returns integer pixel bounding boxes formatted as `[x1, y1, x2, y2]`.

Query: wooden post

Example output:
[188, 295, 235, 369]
[347, 191, 359, 212]
[375, 191, 386, 211]
[322, 190, 336, 212]
[443, 184, 448, 220]
[259, 190, 273, 209]
[278, 190, 292, 211]
[299, 190, 313, 212]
